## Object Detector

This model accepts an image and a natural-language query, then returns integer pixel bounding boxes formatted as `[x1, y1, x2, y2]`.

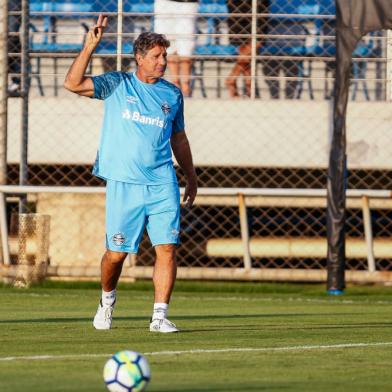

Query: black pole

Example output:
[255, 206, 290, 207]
[326, 30, 357, 294]
[327, 0, 392, 293]
[326, 2, 361, 294]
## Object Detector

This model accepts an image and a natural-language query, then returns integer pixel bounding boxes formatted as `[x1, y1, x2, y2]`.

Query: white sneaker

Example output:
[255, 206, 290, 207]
[93, 300, 114, 330]
[149, 318, 179, 333]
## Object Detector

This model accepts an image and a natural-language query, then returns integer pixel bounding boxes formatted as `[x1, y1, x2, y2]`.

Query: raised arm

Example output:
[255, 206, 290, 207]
[171, 131, 198, 208]
[63, 14, 108, 97]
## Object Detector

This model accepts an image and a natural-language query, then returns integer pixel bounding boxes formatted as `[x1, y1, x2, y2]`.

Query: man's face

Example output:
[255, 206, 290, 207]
[137, 45, 167, 79]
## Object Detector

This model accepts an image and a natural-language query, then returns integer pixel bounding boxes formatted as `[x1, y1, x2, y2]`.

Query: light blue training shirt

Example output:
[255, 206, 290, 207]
[91, 71, 184, 185]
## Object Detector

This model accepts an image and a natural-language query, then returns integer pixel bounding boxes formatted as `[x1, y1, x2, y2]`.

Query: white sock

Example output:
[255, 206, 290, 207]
[101, 289, 116, 307]
[152, 303, 168, 320]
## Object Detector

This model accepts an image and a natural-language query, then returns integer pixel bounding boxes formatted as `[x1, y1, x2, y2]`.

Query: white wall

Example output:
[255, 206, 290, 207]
[7, 97, 392, 169]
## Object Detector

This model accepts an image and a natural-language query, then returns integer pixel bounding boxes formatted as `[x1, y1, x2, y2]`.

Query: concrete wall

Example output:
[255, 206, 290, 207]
[36, 193, 106, 266]
[7, 97, 392, 169]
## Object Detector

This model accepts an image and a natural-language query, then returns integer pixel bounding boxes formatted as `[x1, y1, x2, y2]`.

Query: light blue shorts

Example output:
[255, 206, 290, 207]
[105, 180, 181, 253]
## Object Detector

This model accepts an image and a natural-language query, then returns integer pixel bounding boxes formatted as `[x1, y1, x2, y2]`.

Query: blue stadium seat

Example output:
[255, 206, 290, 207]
[260, 0, 324, 99]
[194, 44, 237, 57]
[269, 0, 320, 18]
[193, 0, 232, 97]
[30, 1, 145, 94]
[197, 0, 228, 47]
[92, 1, 141, 74]
[95, 41, 134, 55]
[30, 1, 94, 95]
[198, 0, 227, 16]
[318, 0, 336, 15]
[320, 17, 380, 101]
[130, 0, 154, 14]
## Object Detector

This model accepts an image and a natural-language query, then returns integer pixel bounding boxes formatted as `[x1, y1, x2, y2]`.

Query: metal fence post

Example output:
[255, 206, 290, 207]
[238, 193, 252, 270]
[0, 192, 10, 265]
[250, 0, 257, 99]
[19, 0, 30, 213]
[362, 196, 376, 272]
[0, 2, 9, 267]
[387, 30, 392, 101]
[0, 0, 8, 186]
[117, 0, 123, 71]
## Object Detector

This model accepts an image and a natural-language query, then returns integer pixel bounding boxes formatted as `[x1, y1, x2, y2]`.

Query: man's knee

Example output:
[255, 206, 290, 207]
[105, 249, 128, 264]
[155, 244, 176, 261]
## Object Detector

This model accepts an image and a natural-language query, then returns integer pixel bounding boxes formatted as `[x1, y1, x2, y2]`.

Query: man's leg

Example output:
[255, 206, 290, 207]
[146, 182, 181, 333]
[101, 249, 128, 291]
[168, 55, 181, 88]
[262, 59, 280, 99]
[153, 244, 177, 303]
[284, 60, 300, 99]
[150, 244, 179, 333]
[179, 57, 192, 97]
[93, 250, 127, 330]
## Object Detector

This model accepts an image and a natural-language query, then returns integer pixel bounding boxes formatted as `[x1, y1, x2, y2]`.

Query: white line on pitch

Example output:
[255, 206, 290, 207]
[1, 342, 392, 362]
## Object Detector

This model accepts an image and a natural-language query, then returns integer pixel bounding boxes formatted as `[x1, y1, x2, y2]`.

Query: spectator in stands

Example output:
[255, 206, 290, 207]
[8, 0, 22, 94]
[154, 0, 199, 97]
[225, 0, 269, 98]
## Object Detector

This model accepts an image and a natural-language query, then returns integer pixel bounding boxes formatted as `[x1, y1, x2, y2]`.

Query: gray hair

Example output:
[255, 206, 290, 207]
[133, 32, 170, 58]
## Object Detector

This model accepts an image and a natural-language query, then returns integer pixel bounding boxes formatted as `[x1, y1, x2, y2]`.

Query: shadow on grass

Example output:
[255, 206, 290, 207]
[0, 316, 147, 324]
[1, 312, 391, 330]
[0, 313, 343, 324]
[156, 385, 289, 391]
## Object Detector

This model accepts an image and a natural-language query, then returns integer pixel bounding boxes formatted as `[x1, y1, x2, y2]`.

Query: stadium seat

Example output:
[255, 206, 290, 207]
[30, 1, 94, 95]
[94, 0, 152, 69]
[197, 0, 228, 46]
[191, 44, 237, 98]
[318, 0, 336, 15]
[197, 0, 233, 59]
[260, 0, 324, 99]
[193, 0, 233, 97]
[320, 18, 381, 101]
[30, 1, 149, 94]
[95, 42, 134, 56]
[130, 0, 154, 14]
[351, 32, 383, 101]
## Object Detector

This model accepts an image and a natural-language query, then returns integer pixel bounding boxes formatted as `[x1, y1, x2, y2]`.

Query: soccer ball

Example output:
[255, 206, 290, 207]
[103, 350, 150, 392]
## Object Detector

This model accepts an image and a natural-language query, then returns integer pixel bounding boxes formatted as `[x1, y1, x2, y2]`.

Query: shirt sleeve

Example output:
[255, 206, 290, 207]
[91, 72, 123, 100]
[172, 93, 185, 133]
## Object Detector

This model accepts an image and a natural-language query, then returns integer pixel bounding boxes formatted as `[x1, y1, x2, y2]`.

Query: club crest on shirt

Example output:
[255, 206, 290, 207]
[112, 232, 126, 246]
[161, 102, 171, 114]
[126, 95, 138, 104]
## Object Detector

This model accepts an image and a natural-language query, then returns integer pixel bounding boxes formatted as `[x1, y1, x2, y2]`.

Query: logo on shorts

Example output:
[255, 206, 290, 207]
[161, 102, 171, 114]
[171, 229, 179, 238]
[112, 233, 126, 246]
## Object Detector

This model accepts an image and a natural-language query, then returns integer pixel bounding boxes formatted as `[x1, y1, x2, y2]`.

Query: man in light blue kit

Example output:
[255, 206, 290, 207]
[64, 15, 197, 333]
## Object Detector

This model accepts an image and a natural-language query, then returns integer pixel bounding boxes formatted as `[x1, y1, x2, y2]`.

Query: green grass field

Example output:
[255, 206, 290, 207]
[1, 280, 392, 391]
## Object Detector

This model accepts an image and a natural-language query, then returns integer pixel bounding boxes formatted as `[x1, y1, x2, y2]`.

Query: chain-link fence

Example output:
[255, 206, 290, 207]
[2, 0, 392, 281]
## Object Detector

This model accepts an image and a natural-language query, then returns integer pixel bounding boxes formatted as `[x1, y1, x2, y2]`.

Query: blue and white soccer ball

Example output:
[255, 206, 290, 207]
[103, 350, 150, 392]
